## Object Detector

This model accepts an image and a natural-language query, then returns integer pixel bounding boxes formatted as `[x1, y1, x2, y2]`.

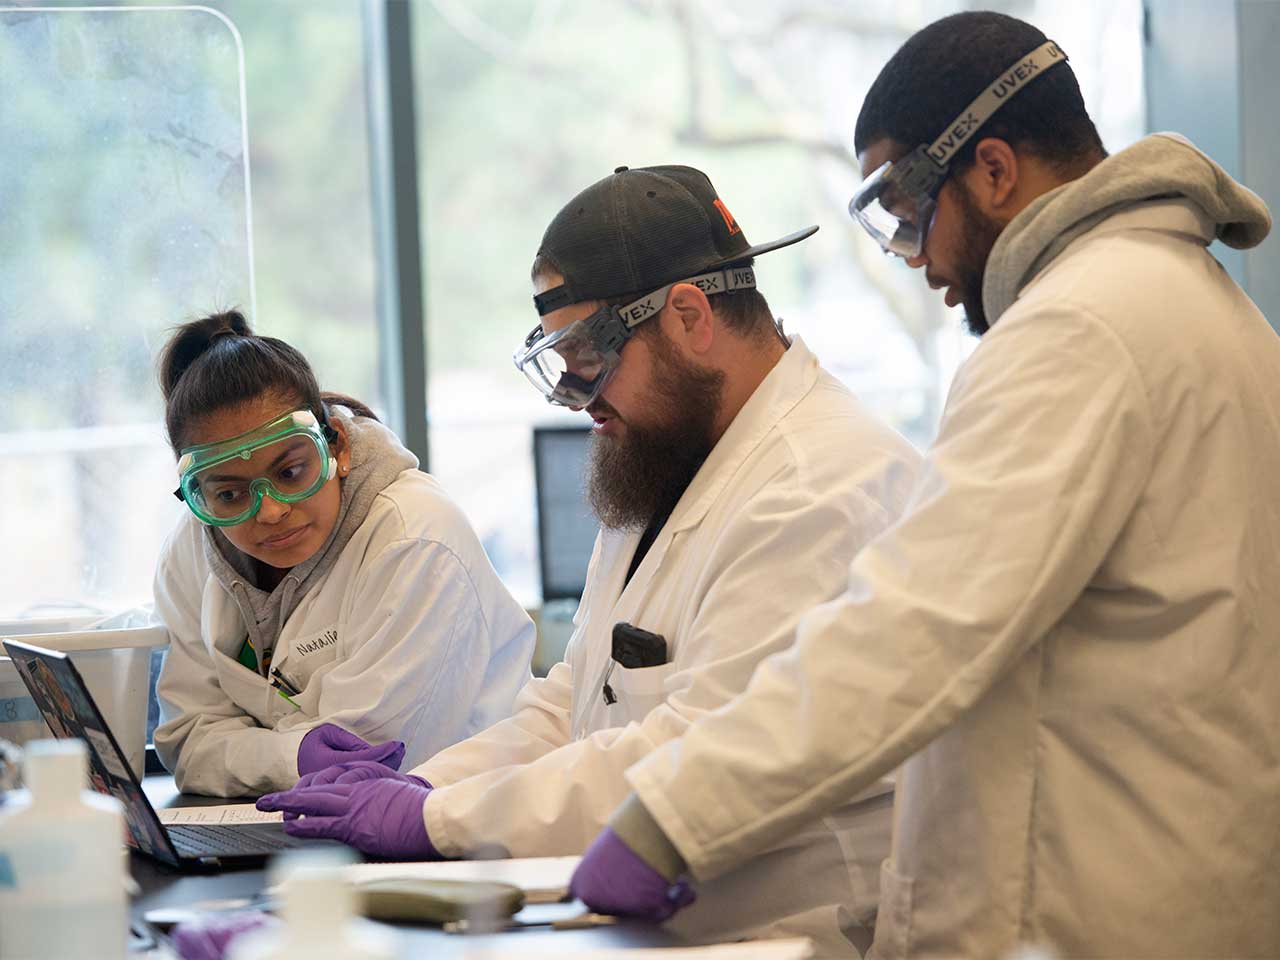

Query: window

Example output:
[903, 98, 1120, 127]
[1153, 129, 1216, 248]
[0, 1, 1145, 617]
[0, 6, 250, 619]
[414, 0, 1146, 605]
[0, 2, 385, 618]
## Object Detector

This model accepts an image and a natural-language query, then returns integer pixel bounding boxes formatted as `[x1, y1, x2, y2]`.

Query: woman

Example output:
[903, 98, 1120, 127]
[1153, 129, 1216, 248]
[152, 311, 533, 797]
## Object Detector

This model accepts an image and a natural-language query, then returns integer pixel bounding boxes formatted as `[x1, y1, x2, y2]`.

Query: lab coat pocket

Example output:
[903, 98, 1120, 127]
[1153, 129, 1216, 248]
[273, 626, 339, 691]
[266, 627, 339, 723]
[210, 649, 274, 726]
[611, 661, 677, 723]
[872, 859, 914, 960]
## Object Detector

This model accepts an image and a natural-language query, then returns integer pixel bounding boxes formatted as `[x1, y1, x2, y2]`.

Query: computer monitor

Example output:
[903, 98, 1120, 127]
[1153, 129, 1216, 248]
[532, 425, 598, 602]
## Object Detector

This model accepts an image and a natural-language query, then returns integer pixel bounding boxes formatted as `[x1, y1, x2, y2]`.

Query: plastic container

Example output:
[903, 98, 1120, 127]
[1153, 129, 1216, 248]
[0, 616, 99, 750]
[229, 853, 397, 960]
[0, 624, 168, 778]
[0, 739, 128, 960]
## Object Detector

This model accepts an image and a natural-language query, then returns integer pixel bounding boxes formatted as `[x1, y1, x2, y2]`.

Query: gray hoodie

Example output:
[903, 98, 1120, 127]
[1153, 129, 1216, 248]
[201, 406, 418, 671]
[984, 132, 1272, 324]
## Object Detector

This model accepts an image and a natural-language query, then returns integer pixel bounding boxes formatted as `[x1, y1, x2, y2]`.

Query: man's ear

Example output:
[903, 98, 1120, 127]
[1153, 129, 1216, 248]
[663, 282, 716, 355]
[966, 137, 1019, 211]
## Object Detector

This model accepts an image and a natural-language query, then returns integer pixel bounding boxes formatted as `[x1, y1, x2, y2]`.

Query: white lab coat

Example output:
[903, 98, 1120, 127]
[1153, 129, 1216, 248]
[154, 470, 535, 797]
[627, 199, 1280, 957]
[413, 339, 921, 954]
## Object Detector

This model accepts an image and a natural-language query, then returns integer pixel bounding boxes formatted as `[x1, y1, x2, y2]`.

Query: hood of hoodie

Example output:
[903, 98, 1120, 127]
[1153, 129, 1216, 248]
[983, 132, 1272, 324]
[202, 406, 419, 669]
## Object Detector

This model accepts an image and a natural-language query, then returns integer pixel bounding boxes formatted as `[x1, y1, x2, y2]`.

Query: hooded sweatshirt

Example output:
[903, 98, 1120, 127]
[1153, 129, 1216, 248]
[984, 131, 1271, 322]
[202, 405, 417, 674]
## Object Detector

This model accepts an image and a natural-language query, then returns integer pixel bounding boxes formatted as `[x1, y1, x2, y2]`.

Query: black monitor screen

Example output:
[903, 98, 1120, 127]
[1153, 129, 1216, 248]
[533, 426, 598, 602]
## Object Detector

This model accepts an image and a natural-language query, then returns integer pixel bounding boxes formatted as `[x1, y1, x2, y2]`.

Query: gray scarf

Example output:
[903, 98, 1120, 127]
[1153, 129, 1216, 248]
[984, 132, 1272, 324]
[202, 406, 418, 671]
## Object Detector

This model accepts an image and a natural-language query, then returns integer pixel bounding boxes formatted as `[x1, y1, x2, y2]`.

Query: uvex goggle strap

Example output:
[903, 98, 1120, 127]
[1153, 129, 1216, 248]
[849, 39, 1067, 258]
[173, 408, 339, 527]
[514, 265, 757, 407]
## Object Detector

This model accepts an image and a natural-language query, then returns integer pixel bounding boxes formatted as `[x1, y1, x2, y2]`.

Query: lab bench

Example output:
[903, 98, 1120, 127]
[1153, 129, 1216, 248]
[131, 775, 683, 957]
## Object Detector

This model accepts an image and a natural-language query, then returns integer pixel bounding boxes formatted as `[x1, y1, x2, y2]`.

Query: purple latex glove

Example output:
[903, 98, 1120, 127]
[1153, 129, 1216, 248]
[296, 722, 405, 777]
[295, 759, 430, 789]
[284, 761, 430, 820]
[569, 827, 696, 922]
[171, 910, 279, 960]
[257, 778, 439, 859]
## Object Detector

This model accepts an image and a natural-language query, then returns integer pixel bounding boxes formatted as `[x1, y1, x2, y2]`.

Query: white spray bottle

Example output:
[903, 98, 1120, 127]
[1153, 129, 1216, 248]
[228, 852, 397, 960]
[0, 739, 128, 960]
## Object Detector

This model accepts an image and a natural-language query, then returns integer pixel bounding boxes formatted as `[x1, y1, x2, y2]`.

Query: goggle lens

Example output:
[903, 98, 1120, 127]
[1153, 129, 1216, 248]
[189, 436, 327, 522]
[849, 160, 940, 259]
[516, 318, 618, 408]
[176, 413, 335, 526]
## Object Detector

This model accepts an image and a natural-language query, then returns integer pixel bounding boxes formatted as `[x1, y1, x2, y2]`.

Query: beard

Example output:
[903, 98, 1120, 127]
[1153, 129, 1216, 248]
[586, 331, 725, 531]
[950, 179, 1005, 337]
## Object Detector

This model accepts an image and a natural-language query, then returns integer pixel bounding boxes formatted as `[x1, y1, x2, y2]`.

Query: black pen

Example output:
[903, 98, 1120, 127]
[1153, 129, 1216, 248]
[270, 667, 302, 697]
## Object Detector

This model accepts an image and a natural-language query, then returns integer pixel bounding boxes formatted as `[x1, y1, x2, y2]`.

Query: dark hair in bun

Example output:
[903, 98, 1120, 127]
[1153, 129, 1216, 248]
[158, 309, 377, 454]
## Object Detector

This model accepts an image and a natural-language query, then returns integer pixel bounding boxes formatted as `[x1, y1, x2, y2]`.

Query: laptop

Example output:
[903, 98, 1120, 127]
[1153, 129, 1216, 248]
[3, 638, 341, 868]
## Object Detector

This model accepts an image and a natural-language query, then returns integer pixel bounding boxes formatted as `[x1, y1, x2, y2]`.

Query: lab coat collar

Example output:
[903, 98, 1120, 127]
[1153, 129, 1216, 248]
[663, 336, 819, 536]
[1062, 195, 1215, 245]
[200, 407, 416, 671]
[596, 338, 821, 610]
[985, 132, 1271, 323]
[1015, 198, 1217, 303]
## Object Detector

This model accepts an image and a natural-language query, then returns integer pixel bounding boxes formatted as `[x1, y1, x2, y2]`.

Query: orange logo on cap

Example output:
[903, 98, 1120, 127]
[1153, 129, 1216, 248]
[713, 198, 741, 236]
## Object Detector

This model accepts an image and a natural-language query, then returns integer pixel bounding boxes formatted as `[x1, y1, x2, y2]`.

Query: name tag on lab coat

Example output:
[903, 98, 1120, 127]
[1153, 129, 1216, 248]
[277, 626, 340, 690]
[294, 627, 338, 658]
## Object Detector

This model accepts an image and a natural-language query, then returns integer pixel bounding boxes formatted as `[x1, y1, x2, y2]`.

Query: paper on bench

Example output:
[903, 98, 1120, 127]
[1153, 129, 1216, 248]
[462, 938, 814, 959]
[158, 804, 283, 825]
[343, 855, 580, 904]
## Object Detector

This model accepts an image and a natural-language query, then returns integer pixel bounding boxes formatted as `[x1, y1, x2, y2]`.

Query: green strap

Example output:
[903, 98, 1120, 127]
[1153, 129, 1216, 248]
[237, 636, 258, 672]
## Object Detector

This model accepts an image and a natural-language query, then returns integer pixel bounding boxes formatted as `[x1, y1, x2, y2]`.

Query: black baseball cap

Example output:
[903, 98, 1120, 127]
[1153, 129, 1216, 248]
[533, 165, 818, 316]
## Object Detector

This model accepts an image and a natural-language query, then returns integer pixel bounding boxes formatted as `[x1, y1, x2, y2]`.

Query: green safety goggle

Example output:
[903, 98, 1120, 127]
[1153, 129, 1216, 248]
[173, 408, 339, 526]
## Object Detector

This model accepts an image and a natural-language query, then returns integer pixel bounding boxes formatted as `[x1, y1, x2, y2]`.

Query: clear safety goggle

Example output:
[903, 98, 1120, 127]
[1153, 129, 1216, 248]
[849, 145, 948, 259]
[513, 265, 756, 407]
[173, 409, 338, 527]
[848, 39, 1067, 258]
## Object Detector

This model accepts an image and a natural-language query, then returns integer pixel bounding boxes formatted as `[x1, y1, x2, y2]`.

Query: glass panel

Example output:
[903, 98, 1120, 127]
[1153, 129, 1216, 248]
[415, 0, 1147, 605]
[210, 0, 382, 413]
[0, 2, 384, 619]
[0, 7, 250, 619]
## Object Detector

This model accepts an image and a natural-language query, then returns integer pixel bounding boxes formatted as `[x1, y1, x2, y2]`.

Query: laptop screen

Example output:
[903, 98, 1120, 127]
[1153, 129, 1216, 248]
[2, 640, 178, 864]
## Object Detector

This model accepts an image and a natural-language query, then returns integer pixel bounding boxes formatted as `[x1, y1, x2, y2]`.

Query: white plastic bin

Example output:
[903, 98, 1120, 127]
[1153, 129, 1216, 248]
[0, 617, 99, 749]
[0, 624, 168, 780]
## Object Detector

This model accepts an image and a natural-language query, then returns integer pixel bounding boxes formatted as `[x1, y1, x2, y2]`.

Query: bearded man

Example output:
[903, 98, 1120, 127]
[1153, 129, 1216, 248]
[260, 165, 921, 955]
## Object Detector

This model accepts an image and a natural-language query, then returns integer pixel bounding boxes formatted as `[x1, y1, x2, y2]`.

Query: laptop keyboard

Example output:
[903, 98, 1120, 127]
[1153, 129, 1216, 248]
[168, 822, 301, 857]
